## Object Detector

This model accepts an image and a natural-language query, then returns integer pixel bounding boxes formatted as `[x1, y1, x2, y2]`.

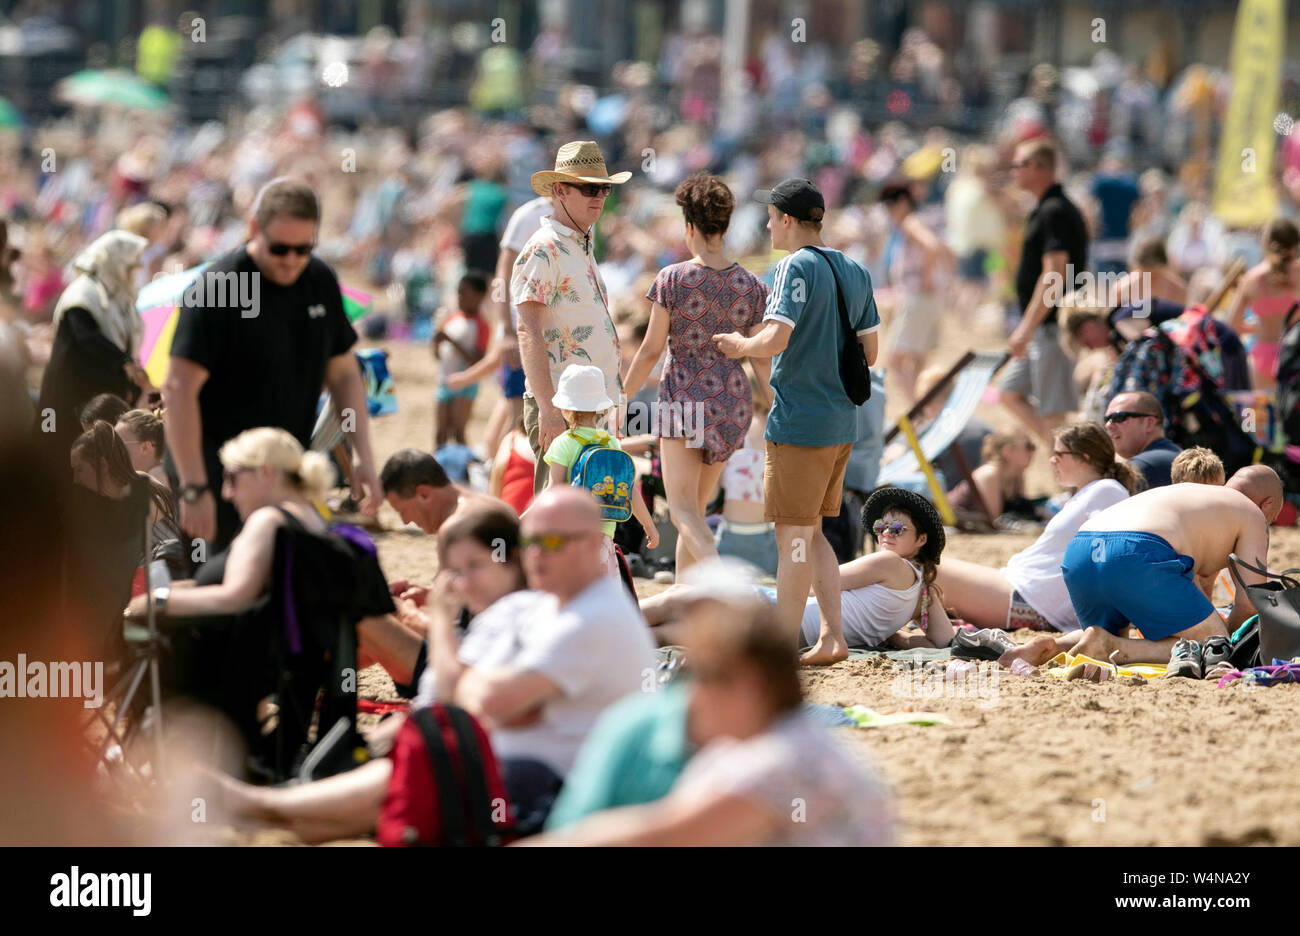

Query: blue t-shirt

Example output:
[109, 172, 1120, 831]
[1090, 172, 1140, 241]
[764, 247, 880, 447]
[1130, 437, 1181, 489]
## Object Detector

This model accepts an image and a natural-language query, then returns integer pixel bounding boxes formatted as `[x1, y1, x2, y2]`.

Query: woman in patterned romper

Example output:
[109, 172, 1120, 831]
[624, 173, 770, 573]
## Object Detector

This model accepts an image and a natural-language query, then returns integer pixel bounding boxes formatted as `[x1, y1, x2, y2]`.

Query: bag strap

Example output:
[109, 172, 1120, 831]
[1285, 301, 1300, 333]
[1229, 552, 1300, 592]
[801, 245, 854, 343]
[410, 706, 470, 847]
[444, 706, 502, 846]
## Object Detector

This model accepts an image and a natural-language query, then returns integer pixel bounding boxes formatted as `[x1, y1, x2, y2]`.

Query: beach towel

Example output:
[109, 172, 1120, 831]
[1044, 652, 1168, 681]
[842, 706, 952, 728]
[1215, 659, 1300, 688]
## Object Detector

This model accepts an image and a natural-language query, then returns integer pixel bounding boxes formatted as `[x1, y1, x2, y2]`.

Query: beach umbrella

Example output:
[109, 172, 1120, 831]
[135, 265, 375, 384]
[57, 70, 170, 112]
[0, 97, 22, 129]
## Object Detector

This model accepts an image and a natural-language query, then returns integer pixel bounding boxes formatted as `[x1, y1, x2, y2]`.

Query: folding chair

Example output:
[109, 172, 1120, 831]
[81, 515, 168, 791]
[877, 350, 1009, 528]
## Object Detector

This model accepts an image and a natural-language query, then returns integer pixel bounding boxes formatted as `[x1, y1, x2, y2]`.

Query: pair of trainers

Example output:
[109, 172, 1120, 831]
[951, 627, 1019, 660]
[1165, 636, 1233, 679]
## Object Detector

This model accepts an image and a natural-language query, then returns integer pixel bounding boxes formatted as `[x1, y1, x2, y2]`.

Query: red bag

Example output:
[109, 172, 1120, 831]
[376, 704, 514, 847]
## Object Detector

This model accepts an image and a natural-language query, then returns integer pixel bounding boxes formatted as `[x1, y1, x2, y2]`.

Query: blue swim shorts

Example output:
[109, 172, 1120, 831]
[436, 383, 479, 404]
[498, 362, 526, 399]
[1061, 531, 1216, 641]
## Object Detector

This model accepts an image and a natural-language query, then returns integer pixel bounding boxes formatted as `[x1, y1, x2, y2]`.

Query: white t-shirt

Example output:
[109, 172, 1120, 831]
[669, 712, 896, 846]
[1001, 478, 1130, 630]
[500, 197, 552, 329]
[451, 578, 655, 777]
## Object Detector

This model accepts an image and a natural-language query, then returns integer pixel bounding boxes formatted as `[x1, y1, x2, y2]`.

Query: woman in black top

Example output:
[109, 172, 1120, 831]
[67, 422, 171, 658]
[123, 426, 393, 765]
[37, 231, 156, 461]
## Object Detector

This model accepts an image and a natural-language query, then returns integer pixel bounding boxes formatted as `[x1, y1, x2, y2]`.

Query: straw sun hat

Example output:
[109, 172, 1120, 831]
[531, 140, 632, 197]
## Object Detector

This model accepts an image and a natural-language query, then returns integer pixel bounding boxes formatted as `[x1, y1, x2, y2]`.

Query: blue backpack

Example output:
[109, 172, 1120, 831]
[568, 436, 636, 523]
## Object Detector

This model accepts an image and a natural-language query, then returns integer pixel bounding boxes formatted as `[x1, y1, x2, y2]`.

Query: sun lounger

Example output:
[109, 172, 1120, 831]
[878, 351, 1010, 526]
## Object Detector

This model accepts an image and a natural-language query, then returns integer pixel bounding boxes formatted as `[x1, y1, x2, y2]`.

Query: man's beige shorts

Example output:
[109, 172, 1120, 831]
[763, 441, 853, 526]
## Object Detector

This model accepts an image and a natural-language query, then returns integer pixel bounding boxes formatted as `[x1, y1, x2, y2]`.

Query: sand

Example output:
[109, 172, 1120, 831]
[340, 331, 1300, 847]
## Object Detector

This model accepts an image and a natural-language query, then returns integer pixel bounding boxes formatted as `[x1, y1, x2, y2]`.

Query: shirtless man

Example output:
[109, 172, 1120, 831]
[1001, 465, 1282, 669]
[358, 449, 516, 692]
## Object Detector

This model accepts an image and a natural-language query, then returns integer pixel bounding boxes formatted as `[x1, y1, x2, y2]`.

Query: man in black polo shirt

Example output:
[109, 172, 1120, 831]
[1000, 138, 1089, 443]
[163, 177, 381, 551]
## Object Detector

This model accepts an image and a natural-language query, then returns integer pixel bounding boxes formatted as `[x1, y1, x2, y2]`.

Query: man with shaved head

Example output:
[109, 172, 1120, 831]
[1104, 391, 1181, 488]
[433, 487, 655, 832]
[1002, 465, 1283, 670]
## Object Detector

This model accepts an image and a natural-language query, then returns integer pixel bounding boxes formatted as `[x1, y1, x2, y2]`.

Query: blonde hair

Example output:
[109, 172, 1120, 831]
[561, 409, 603, 428]
[981, 430, 1026, 467]
[116, 203, 167, 238]
[219, 427, 335, 502]
[1171, 446, 1225, 485]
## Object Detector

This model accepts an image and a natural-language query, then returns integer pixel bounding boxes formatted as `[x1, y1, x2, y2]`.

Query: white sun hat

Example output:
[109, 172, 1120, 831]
[551, 364, 614, 413]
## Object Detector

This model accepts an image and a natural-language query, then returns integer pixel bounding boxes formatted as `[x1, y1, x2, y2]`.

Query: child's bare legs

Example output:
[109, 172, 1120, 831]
[449, 395, 475, 446]
[435, 398, 452, 448]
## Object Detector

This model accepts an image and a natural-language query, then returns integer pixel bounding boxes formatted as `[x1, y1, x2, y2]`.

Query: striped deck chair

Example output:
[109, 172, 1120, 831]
[878, 351, 1009, 527]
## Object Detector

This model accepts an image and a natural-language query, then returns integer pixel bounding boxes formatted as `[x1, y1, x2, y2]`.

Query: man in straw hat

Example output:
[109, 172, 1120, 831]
[512, 141, 631, 494]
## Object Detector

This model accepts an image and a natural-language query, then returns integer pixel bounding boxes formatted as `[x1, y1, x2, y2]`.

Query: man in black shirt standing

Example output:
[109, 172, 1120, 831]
[1000, 138, 1089, 444]
[163, 177, 381, 551]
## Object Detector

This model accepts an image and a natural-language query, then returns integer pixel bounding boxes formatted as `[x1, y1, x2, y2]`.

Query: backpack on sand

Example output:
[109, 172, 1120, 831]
[569, 437, 636, 523]
[376, 704, 514, 847]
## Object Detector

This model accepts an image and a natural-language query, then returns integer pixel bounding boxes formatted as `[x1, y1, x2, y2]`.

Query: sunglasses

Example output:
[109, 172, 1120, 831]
[520, 532, 589, 552]
[872, 520, 910, 537]
[1051, 448, 1079, 458]
[222, 466, 255, 485]
[562, 182, 613, 198]
[1104, 411, 1158, 425]
[267, 240, 315, 257]
[1010, 159, 1033, 169]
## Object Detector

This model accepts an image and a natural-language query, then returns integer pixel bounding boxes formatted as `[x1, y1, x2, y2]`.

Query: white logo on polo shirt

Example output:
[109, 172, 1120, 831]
[307, 304, 326, 319]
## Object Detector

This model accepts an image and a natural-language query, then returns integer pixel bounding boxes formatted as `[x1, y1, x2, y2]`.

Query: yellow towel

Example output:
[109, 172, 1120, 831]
[1044, 652, 1168, 680]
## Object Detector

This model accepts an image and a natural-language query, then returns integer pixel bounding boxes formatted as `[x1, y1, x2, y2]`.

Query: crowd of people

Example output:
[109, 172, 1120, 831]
[6, 13, 1300, 846]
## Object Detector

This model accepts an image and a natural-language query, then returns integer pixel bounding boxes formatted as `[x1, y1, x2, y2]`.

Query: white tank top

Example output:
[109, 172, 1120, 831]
[801, 559, 925, 648]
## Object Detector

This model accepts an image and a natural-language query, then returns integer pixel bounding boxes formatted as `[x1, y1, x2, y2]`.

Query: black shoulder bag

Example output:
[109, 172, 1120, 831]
[802, 245, 872, 405]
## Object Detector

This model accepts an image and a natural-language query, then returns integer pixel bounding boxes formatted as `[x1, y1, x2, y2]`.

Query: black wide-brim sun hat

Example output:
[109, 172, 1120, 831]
[862, 487, 945, 564]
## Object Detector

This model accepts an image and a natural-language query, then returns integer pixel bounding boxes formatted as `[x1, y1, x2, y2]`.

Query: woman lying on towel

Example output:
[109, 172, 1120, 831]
[934, 421, 1140, 632]
[644, 487, 957, 651]
[122, 428, 394, 748]
[206, 508, 530, 843]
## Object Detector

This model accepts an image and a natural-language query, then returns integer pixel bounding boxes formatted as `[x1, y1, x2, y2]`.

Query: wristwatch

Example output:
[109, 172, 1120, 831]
[179, 483, 209, 504]
[151, 586, 170, 616]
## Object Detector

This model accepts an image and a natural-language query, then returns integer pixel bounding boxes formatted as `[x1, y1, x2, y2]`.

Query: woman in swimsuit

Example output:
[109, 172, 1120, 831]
[1226, 218, 1300, 390]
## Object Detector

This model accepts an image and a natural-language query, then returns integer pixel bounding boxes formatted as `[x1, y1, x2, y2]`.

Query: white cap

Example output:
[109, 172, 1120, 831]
[551, 364, 614, 412]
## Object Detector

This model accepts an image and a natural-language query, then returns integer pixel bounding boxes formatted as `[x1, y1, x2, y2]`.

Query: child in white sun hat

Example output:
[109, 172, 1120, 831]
[543, 364, 659, 577]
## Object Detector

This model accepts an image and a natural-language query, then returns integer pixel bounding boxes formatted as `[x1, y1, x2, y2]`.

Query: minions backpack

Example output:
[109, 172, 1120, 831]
[569, 436, 636, 523]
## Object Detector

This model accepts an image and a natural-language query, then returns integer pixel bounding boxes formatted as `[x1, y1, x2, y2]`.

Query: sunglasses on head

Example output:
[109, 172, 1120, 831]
[1104, 411, 1157, 425]
[872, 519, 910, 537]
[267, 240, 315, 257]
[520, 532, 588, 552]
[562, 182, 613, 198]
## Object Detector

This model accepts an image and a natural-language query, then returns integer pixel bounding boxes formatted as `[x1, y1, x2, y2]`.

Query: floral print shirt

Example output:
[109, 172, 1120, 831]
[511, 216, 623, 400]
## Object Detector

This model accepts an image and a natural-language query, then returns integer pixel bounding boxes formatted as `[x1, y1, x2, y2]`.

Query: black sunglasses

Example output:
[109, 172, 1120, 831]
[222, 466, 255, 485]
[267, 240, 315, 257]
[1104, 411, 1158, 425]
[562, 182, 613, 198]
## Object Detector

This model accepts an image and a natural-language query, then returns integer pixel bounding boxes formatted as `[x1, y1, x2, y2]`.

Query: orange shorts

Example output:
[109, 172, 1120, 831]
[763, 441, 853, 526]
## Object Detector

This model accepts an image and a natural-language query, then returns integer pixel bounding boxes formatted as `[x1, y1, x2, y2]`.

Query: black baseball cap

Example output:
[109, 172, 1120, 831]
[754, 178, 825, 222]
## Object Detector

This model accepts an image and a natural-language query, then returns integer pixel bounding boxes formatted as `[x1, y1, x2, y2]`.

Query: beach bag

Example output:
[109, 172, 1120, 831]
[570, 439, 636, 522]
[376, 704, 514, 847]
[1227, 553, 1300, 666]
[803, 245, 872, 406]
[1275, 303, 1300, 442]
